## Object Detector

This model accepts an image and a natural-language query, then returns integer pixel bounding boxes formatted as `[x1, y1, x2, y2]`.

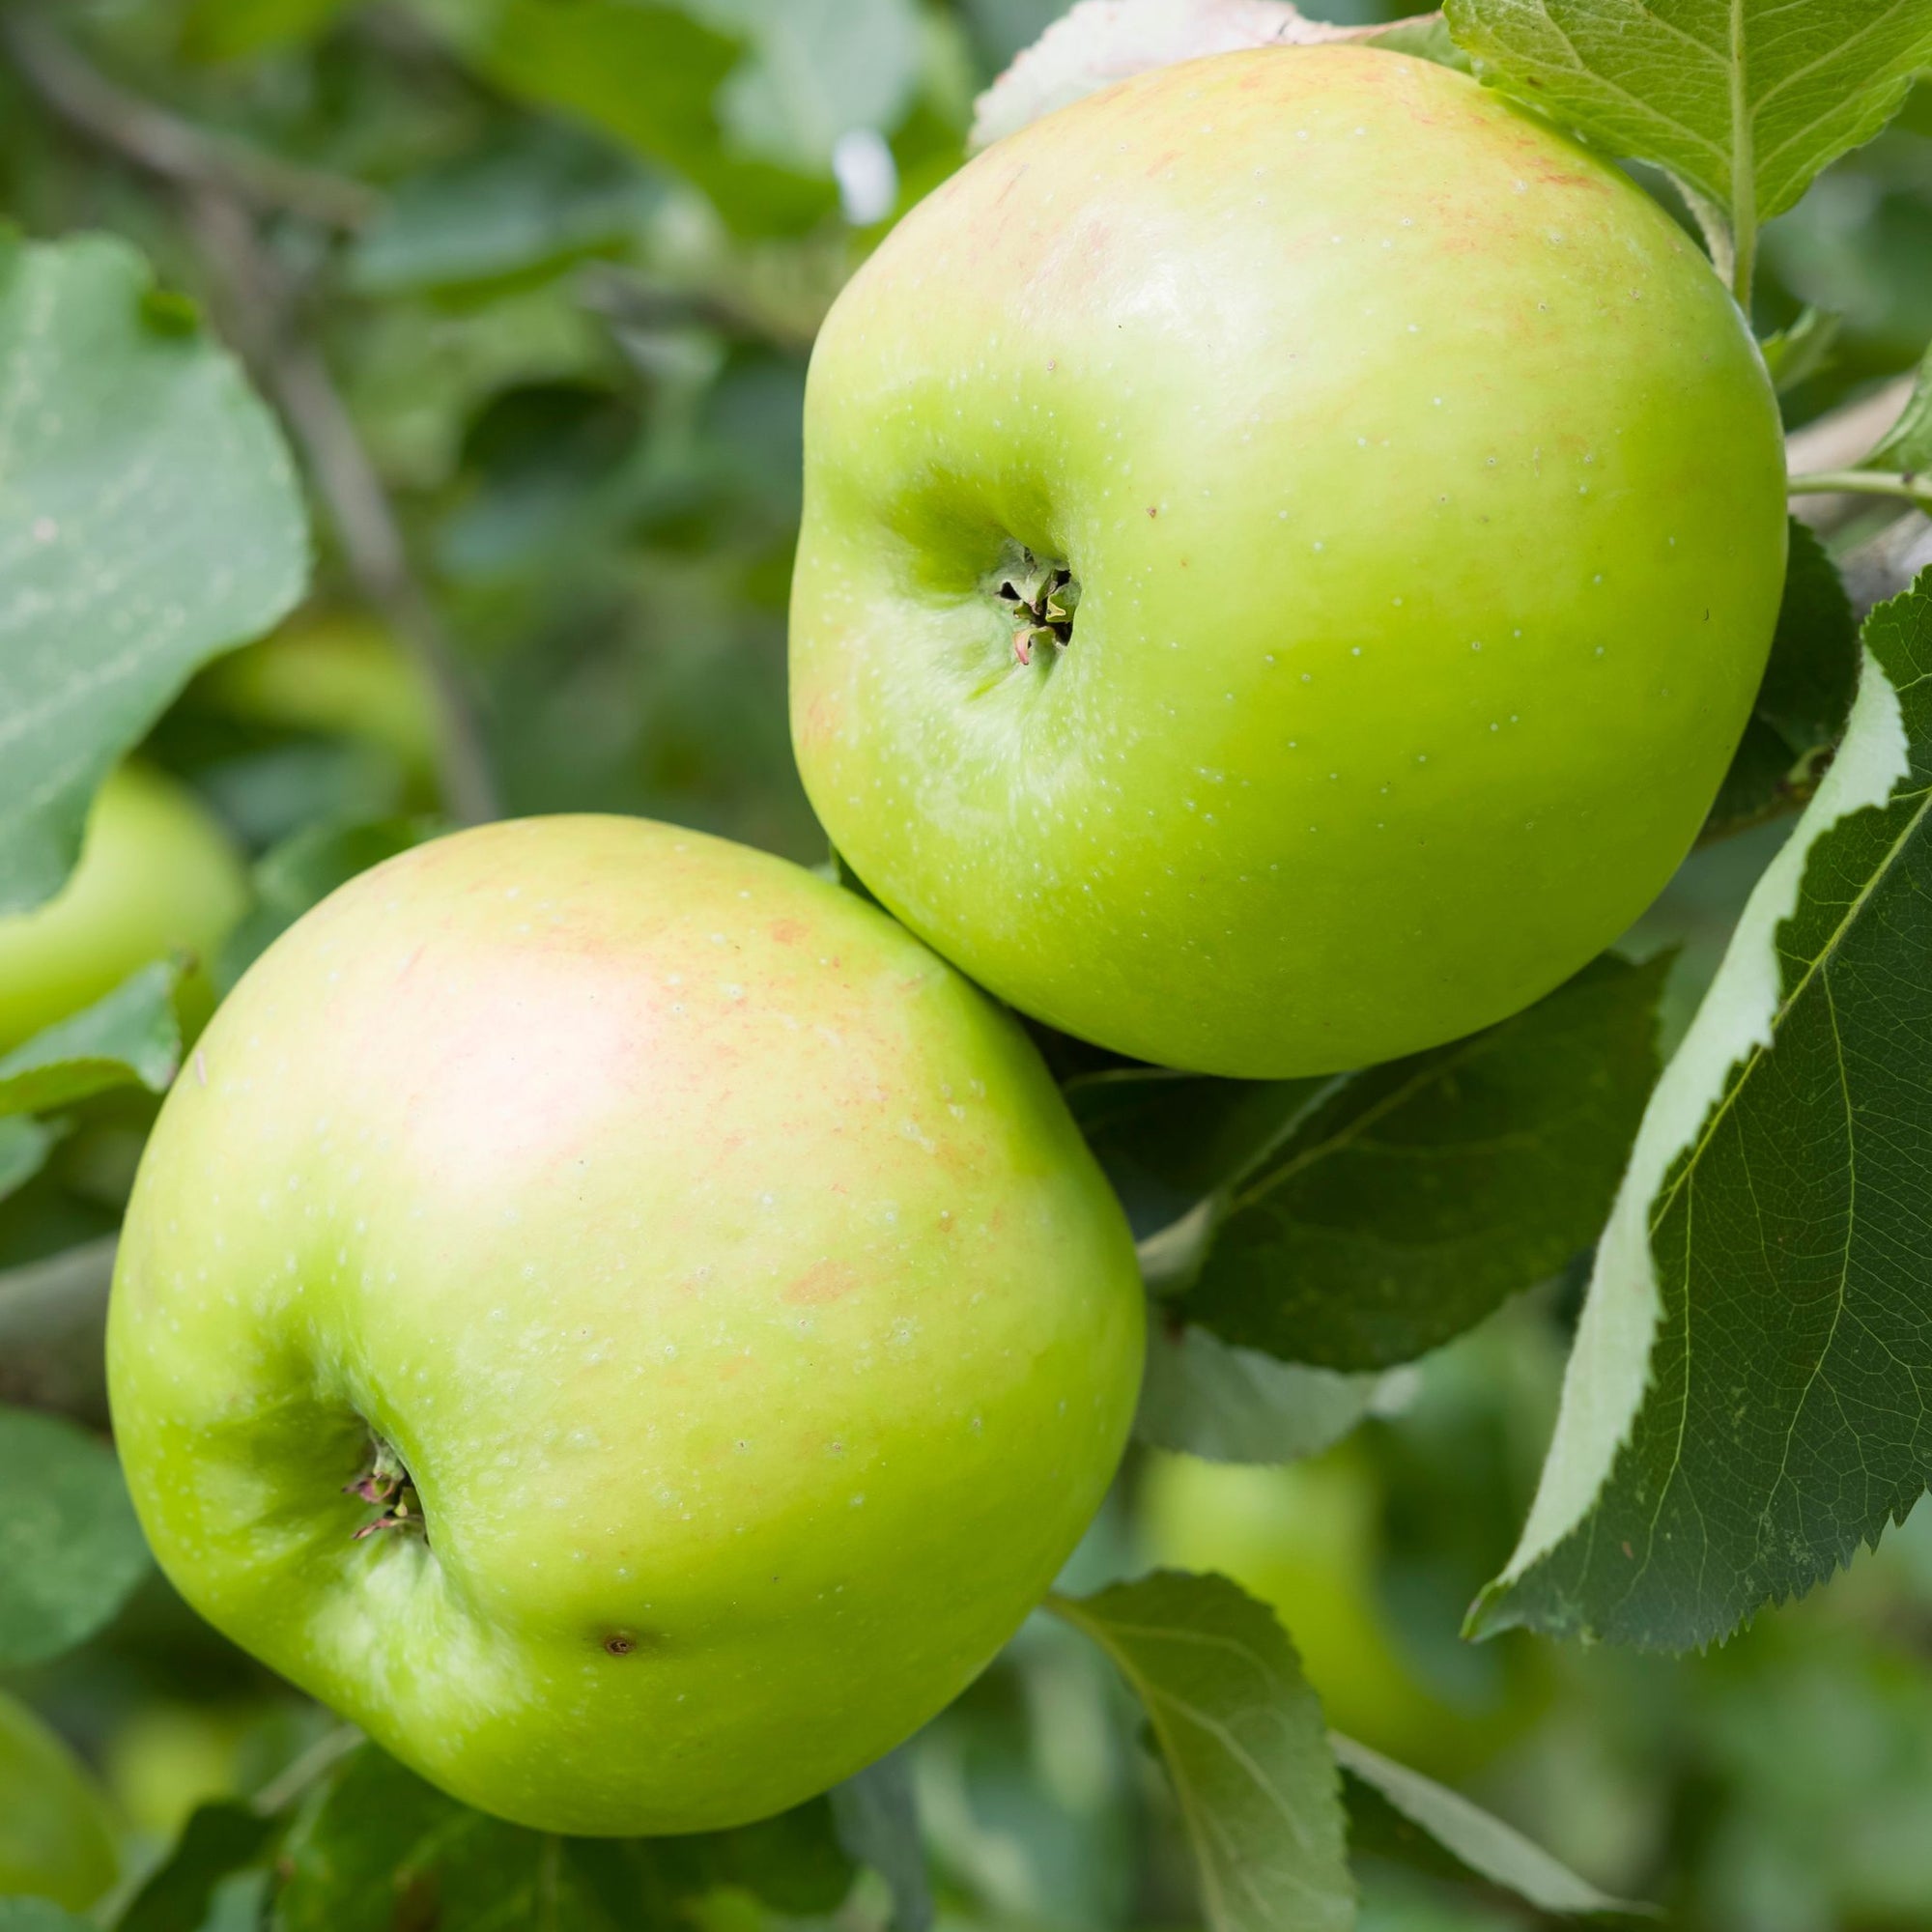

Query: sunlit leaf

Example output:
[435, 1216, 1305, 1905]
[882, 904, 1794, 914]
[1477, 570, 1932, 1649]
[1443, 0, 1932, 280]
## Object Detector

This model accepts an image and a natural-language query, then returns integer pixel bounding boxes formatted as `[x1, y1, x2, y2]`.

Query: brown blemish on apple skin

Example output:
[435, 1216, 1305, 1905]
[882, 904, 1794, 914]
[768, 918, 808, 946]
[599, 1628, 662, 1657]
[783, 1258, 857, 1305]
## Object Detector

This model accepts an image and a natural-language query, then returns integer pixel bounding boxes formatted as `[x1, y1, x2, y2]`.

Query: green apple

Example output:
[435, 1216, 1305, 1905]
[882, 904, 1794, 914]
[103, 1701, 246, 1842]
[0, 763, 247, 1051]
[108, 815, 1144, 1835]
[0, 1689, 119, 1909]
[790, 46, 1787, 1077]
[195, 608, 439, 789]
[1138, 1447, 1541, 1776]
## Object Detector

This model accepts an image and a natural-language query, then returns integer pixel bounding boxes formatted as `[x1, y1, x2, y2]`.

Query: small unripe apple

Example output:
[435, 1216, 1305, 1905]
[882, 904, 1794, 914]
[0, 1689, 119, 1909]
[0, 763, 246, 1051]
[195, 608, 439, 789]
[108, 816, 1144, 1835]
[791, 45, 1787, 1076]
[1138, 1448, 1541, 1776]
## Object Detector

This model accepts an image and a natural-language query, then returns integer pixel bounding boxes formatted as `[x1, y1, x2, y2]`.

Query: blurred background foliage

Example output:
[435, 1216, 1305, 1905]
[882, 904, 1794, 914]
[1, 2, 1930, 1927]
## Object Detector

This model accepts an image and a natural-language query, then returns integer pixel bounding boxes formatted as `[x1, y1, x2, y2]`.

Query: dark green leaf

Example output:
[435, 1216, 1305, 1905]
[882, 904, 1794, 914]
[278, 1743, 853, 1931]
[1760, 308, 1843, 394]
[1442, 0, 1932, 244]
[0, 1116, 57, 1203]
[1179, 955, 1666, 1371]
[830, 1749, 931, 1932]
[1050, 1572, 1352, 1932]
[0, 962, 182, 1118]
[1065, 1067, 1330, 1241]
[1476, 569, 1932, 1650]
[117, 1802, 280, 1932]
[0, 1402, 150, 1667]
[1336, 1732, 1654, 1918]
[1867, 338, 1932, 474]
[219, 817, 440, 992]
[1705, 521, 1861, 839]
[0, 1239, 116, 1426]
[1135, 1321, 1389, 1465]
[645, 1795, 854, 1914]
[275, 1746, 613, 1932]
[0, 234, 307, 915]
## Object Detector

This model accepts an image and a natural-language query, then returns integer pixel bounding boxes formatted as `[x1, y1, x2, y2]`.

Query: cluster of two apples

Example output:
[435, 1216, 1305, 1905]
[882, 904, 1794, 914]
[109, 48, 1785, 1836]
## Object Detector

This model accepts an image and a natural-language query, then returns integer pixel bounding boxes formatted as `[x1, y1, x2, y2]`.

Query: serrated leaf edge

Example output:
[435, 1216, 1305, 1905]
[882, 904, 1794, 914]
[1478, 639, 1913, 1621]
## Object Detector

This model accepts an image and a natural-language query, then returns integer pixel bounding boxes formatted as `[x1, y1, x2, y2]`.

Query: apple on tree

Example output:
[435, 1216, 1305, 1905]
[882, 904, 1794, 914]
[107, 816, 1145, 1836]
[0, 1687, 119, 1910]
[1139, 1446, 1545, 1777]
[790, 44, 1788, 1078]
[0, 762, 246, 1051]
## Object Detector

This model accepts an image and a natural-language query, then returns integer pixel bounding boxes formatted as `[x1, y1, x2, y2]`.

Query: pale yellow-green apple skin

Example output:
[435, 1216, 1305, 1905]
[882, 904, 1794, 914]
[790, 46, 1787, 1077]
[0, 763, 246, 1050]
[107, 815, 1144, 1835]
[0, 1688, 120, 1908]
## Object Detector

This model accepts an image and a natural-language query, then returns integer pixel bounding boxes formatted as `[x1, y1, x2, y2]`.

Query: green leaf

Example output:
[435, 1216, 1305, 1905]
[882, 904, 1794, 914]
[0, 1116, 57, 1203]
[1442, 0, 1932, 276]
[0, 1240, 117, 1425]
[275, 1747, 615, 1932]
[0, 234, 307, 915]
[0, 1903, 95, 1932]
[1704, 521, 1861, 839]
[1136, 1321, 1392, 1465]
[0, 1402, 150, 1667]
[1475, 568, 1932, 1650]
[116, 1802, 280, 1932]
[1050, 1572, 1353, 1932]
[1065, 1066, 1330, 1241]
[1363, 14, 1473, 71]
[1334, 1733, 1655, 1918]
[638, 1796, 854, 1914]
[1867, 337, 1932, 474]
[219, 816, 440, 992]
[830, 1749, 931, 1932]
[1179, 955, 1666, 1371]
[182, 0, 356, 59]
[0, 962, 182, 1118]
[278, 1743, 854, 1930]
[435, 0, 834, 238]
[348, 125, 662, 298]
[701, 0, 923, 176]
[1759, 307, 1843, 394]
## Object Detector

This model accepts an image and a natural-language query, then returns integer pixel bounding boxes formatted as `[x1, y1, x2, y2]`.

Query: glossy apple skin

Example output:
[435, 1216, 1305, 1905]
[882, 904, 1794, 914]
[0, 1689, 119, 1909]
[0, 763, 246, 1050]
[107, 816, 1144, 1835]
[790, 46, 1787, 1077]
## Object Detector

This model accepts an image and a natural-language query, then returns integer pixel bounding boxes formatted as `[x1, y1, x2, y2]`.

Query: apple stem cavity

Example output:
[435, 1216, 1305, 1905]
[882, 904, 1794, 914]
[346, 1434, 427, 1543]
[993, 542, 1078, 666]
